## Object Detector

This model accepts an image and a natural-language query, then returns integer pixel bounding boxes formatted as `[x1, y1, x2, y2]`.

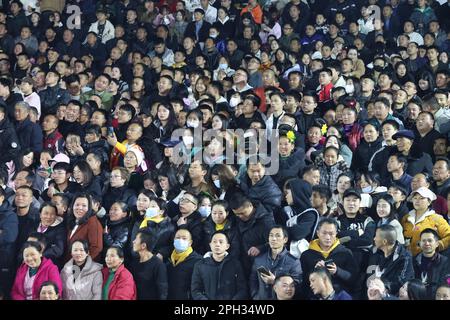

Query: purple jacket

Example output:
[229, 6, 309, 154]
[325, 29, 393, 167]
[11, 257, 63, 300]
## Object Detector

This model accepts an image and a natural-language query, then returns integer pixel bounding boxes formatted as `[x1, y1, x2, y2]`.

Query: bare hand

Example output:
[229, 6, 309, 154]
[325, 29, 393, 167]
[106, 132, 118, 146]
[315, 260, 326, 269]
[247, 246, 260, 257]
[260, 270, 276, 285]
[74, 144, 84, 156]
[326, 262, 337, 275]
[156, 253, 163, 261]
[177, 216, 187, 226]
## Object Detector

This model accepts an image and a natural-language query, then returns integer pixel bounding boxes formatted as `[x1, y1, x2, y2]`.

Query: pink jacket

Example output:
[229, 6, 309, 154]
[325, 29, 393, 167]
[11, 258, 63, 300]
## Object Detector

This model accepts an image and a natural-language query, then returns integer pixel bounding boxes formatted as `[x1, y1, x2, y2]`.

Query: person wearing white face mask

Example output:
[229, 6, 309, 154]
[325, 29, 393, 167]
[186, 109, 202, 129]
[130, 191, 175, 261]
[213, 56, 235, 81]
[166, 229, 202, 299]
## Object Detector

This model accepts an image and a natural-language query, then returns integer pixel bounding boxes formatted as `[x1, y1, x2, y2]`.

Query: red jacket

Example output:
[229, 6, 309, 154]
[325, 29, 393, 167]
[11, 257, 63, 300]
[67, 215, 103, 262]
[102, 264, 137, 300]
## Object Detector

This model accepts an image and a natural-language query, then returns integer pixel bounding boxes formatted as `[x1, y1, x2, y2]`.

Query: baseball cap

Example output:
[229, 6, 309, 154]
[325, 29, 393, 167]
[49, 153, 70, 164]
[343, 188, 361, 200]
[407, 187, 437, 202]
[392, 130, 415, 141]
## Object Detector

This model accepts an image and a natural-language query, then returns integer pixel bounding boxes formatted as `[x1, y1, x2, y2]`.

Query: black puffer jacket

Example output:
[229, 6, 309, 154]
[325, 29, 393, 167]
[0, 117, 21, 170]
[167, 251, 202, 300]
[15, 118, 43, 153]
[0, 201, 18, 270]
[366, 243, 415, 296]
[131, 216, 175, 259]
[203, 215, 241, 258]
[38, 85, 71, 116]
[240, 175, 282, 213]
[172, 211, 205, 254]
[351, 137, 383, 173]
[284, 178, 320, 242]
[236, 203, 275, 274]
[34, 217, 67, 267]
[273, 148, 306, 188]
[103, 185, 137, 212]
[104, 216, 131, 249]
[191, 253, 248, 300]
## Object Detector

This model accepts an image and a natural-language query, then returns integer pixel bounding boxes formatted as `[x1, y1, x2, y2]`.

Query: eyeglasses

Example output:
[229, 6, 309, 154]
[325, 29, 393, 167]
[180, 197, 197, 205]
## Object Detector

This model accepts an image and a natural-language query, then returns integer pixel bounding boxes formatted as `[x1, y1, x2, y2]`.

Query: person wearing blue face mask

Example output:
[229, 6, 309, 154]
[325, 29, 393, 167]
[198, 194, 213, 219]
[130, 191, 175, 262]
[166, 229, 202, 299]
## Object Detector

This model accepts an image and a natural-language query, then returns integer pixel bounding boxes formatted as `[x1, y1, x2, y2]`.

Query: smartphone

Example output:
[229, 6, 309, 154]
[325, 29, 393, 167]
[107, 126, 115, 137]
[324, 259, 334, 266]
[257, 266, 271, 276]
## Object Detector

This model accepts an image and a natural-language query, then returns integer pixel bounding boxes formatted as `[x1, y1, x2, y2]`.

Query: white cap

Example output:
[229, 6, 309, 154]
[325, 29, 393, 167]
[407, 187, 437, 202]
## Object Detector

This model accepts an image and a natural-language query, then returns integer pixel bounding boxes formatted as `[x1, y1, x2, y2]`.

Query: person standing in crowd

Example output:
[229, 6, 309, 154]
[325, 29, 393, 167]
[102, 246, 136, 300]
[60, 240, 103, 300]
[11, 241, 62, 300]
[131, 231, 168, 300]
[0, 0, 449, 301]
[191, 231, 248, 300]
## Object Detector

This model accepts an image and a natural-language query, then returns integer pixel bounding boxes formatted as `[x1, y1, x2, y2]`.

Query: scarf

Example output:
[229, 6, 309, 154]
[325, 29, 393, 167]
[309, 239, 341, 259]
[215, 220, 226, 231]
[170, 247, 193, 266]
[139, 215, 165, 228]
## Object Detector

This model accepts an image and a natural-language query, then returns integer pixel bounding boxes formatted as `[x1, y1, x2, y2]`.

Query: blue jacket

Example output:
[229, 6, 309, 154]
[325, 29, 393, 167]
[250, 248, 302, 300]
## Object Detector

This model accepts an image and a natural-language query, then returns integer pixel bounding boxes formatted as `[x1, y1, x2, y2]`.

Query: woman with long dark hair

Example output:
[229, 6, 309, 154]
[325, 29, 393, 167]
[72, 160, 102, 199]
[66, 193, 103, 262]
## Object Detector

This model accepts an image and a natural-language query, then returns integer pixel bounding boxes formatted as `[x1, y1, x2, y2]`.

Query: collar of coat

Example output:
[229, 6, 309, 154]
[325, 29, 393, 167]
[406, 209, 436, 225]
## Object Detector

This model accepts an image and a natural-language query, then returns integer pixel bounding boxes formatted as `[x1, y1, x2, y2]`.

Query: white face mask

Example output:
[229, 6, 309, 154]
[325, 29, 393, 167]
[362, 186, 373, 194]
[213, 179, 221, 189]
[210, 33, 218, 38]
[186, 120, 199, 128]
[345, 84, 355, 94]
[182, 136, 194, 146]
[230, 97, 241, 107]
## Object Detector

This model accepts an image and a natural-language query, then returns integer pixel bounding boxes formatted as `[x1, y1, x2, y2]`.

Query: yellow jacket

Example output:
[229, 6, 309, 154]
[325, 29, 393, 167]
[401, 209, 450, 256]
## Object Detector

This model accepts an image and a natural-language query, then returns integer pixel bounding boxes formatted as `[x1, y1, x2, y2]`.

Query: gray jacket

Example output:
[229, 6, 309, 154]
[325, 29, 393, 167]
[61, 256, 103, 300]
[249, 248, 302, 300]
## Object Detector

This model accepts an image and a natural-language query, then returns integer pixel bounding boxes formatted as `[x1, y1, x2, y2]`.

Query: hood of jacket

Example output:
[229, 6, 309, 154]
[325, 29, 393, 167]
[64, 255, 103, 277]
[288, 178, 312, 213]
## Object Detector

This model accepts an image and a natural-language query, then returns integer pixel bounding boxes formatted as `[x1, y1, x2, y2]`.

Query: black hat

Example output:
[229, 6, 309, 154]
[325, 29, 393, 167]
[194, 8, 205, 15]
[343, 188, 361, 200]
[392, 130, 415, 141]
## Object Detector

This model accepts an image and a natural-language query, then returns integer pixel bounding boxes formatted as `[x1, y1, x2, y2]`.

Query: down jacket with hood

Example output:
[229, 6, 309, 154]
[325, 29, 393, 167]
[203, 215, 241, 258]
[61, 256, 103, 300]
[191, 252, 248, 300]
[130, 216, 175, 259]
[366, 242, 415, 296]
[300, 239, 359, 299]
[273, 148, 306, 188]
[283, 178, 320, 243]
[0, 200, 18, 274]
[34, 216, 67, 267]
[240, 174, 283, 213]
